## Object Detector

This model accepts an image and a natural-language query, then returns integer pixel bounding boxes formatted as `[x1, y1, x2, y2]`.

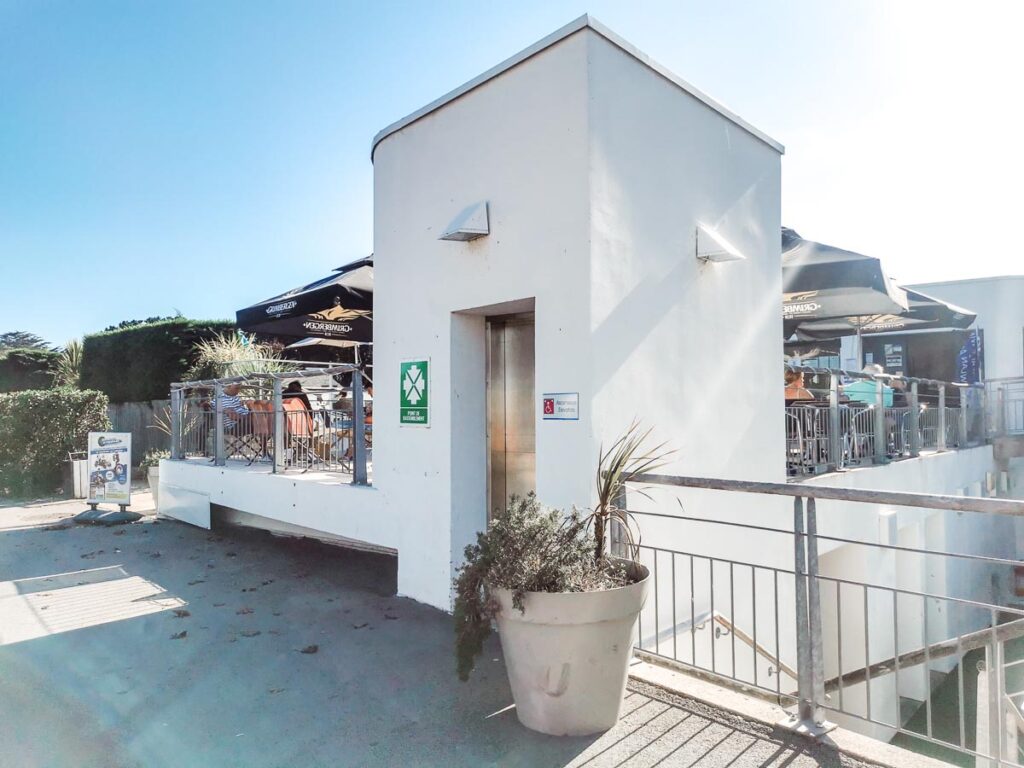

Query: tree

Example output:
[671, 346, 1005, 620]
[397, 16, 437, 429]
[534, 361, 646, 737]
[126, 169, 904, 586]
[0, 348, 60, 391]
[0, 331, 51, 351]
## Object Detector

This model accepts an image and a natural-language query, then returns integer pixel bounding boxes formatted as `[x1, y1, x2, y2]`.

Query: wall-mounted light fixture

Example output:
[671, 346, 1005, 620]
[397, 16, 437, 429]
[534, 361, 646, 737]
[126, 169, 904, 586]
[695, 223, 746, 263]
[439, 201, 489, 241]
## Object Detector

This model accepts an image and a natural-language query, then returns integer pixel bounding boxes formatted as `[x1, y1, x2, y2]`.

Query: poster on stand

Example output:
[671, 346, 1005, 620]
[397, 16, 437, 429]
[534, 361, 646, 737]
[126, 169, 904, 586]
[87, 432, 132, 505]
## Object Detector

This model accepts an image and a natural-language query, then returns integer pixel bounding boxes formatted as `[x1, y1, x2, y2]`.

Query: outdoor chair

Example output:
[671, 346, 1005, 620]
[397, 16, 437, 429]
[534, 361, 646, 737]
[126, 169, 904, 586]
[843, 406, 874, 466]
[244, 400, 275, 464]
[785, 411, 807, 476]
[283, 399, 317, 471]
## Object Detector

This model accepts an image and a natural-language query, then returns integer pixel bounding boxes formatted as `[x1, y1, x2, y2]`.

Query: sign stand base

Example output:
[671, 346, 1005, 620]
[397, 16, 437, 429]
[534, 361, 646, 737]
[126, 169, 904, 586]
[74, 504, 142, 526]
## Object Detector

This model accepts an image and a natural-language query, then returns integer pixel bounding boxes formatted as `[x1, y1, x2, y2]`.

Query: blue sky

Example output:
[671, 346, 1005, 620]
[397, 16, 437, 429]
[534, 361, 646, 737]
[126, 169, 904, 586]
[2, 1, 1022, 345]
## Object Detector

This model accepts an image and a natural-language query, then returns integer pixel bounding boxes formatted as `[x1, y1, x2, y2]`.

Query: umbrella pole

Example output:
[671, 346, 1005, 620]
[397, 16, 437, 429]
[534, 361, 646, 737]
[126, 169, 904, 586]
[354, 344, 360, 368]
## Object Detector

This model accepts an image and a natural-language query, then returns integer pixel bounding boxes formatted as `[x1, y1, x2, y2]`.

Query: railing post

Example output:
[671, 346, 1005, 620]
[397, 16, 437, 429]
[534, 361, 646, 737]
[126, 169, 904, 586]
[805, 498, 827, 725]
[828, 373, 841, 471]
[874, 379, 887, 464]
[272, 378, 284, 473]
[610, 483, 628, 559]
[909, 381, 921, 457]
[959, 391, 969, 448]
[788, 495, 832, 736]
[351, 370, 368, 486]
[938, 385, 947, 451]
[170, 388, 182, 460]
[998, 386, 1007, 437]
[213, 381, 225, 466]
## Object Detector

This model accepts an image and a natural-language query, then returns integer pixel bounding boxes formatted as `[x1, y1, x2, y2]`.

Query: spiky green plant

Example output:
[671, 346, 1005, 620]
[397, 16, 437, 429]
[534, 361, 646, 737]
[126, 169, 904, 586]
[54, 339, 83, 388]
[148, 403, 202, 443]
[590, 421, 674, 563]
[184, 331, 292, 381]
[452, 422, 674, 681]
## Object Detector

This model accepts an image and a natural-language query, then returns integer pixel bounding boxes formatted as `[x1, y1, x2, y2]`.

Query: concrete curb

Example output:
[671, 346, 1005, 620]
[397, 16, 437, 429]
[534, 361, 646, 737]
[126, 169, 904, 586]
[629, 659, 951, 768]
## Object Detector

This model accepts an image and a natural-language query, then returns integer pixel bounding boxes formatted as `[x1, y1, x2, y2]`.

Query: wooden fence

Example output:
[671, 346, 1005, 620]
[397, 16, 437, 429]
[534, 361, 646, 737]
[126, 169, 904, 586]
[108, 400, 171, 464]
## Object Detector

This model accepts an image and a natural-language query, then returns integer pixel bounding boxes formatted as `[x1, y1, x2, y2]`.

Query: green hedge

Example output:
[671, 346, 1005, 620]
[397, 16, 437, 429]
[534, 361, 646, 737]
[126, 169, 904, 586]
[81, 318, 234, 403]
[0, 388, 110, 496]
[0, 348, 60, 392]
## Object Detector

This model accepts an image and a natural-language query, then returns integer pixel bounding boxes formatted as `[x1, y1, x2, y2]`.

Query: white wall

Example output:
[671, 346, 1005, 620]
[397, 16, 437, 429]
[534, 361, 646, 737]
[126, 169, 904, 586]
[373, 32, 594, 609]
[161, 460, 397, 554]
[371, 26, 783, 609]
[911, 276, 1024, 380]
[585, 31, 784, 484]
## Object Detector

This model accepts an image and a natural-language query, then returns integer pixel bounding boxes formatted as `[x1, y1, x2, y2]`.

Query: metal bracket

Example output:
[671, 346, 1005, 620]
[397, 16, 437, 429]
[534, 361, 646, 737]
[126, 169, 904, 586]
[777, 712, 837, 739]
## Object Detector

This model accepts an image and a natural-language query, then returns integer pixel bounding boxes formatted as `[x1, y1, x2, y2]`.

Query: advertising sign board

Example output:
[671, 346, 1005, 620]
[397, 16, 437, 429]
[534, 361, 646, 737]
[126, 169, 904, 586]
[87, 432, 132, 505]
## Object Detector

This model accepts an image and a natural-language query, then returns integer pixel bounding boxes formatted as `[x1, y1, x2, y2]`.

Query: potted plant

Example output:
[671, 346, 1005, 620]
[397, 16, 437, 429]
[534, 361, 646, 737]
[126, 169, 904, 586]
[140, 449, 169, 509]
[454, 422, 671, 736]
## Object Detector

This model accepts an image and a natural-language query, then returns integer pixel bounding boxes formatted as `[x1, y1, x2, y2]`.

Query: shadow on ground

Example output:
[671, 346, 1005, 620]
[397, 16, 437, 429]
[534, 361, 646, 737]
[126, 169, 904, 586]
[0, 501, 877, 767]
[0, 507, 601, 768]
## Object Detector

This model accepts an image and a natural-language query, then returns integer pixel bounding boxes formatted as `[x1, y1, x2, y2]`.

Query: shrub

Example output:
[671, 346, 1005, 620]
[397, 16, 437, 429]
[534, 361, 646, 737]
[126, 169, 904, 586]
[80, 318, 234, 403]
[0, 388, 110, 496]
[453, 495, 629, 681]
[0, 348, 60, 392]
[452, 422, 673, 681]
[140, 448, 170, 470]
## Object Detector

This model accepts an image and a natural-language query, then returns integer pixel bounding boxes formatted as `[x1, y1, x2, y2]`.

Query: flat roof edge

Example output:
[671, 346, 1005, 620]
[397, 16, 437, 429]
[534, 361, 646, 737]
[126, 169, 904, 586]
[370, 14, 784, 161]
[911, 275, 1024, 288]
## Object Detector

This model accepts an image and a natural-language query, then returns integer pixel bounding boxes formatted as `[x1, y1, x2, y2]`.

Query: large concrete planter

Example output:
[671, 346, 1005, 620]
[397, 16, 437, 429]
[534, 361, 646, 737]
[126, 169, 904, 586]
[491, 564, 650, 736]
[148, 466, 159, 511]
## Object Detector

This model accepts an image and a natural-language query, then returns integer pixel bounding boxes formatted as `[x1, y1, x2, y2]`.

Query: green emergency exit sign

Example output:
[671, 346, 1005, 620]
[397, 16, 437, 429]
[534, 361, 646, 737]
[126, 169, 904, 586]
[400, 359, 430, 427]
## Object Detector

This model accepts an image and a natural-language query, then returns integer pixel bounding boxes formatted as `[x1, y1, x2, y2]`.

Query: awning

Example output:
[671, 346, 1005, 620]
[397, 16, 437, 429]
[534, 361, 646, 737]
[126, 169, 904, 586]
[782, 228, 908, 338]
[791, 287, 976, 340]
[236, 257, 372, 344]
[284, 337, 364, 349]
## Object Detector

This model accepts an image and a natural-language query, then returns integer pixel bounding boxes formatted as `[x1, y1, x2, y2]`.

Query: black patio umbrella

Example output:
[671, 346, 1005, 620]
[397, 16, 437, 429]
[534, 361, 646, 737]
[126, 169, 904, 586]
[236, 257, 373, 344]
[782, 228, 908, 338]
[791, 287, 976, 341]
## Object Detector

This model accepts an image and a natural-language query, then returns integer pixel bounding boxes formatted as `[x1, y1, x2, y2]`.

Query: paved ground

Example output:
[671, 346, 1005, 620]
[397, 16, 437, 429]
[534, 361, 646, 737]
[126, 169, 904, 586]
[0, 495, 879, 768]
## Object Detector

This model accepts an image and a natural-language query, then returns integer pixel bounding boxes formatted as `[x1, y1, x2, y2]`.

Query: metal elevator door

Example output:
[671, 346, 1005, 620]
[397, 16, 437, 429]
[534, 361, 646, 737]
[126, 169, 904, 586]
[486, 313, 536, 519]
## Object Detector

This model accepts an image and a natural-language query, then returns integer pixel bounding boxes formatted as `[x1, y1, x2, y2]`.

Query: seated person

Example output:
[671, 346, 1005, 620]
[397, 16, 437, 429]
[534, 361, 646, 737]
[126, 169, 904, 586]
[784, 369, 815, 402]
[843, 364, 893, 407]
[890, 377, 910, 407]
[282, 380, 313, 411]
[216, 382, 251, 430]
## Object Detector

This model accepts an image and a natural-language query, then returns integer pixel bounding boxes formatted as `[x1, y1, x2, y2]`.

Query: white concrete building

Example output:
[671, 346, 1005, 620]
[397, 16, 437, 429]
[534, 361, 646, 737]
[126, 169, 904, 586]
[910, 275, 1024, 380]
[370, 15, 784, 609]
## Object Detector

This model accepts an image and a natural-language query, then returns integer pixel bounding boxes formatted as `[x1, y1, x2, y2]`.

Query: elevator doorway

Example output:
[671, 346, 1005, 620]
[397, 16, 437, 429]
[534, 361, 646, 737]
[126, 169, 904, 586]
[486, 313, 536, 519]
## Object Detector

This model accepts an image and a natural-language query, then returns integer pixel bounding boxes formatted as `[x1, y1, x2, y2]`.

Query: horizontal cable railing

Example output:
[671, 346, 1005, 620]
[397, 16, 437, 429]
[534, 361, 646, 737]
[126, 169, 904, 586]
[620, 473, 1024, 766]
[167, 364, 370, 485]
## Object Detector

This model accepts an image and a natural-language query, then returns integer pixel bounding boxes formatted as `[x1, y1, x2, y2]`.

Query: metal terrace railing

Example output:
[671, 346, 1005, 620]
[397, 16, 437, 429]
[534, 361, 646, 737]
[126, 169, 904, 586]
[785, 366, 988, 477]
[619, 474, 1024, 766]
[167, 363, 371, 485]
[988, 378, 1024, 437]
